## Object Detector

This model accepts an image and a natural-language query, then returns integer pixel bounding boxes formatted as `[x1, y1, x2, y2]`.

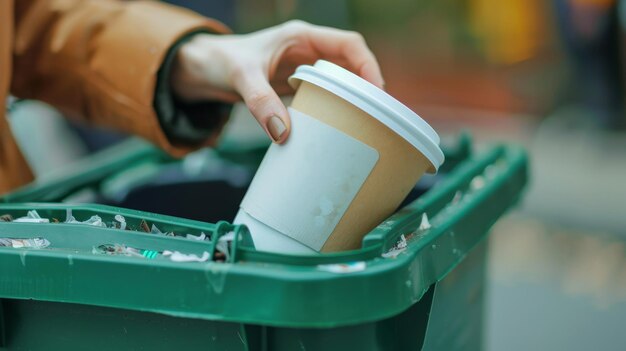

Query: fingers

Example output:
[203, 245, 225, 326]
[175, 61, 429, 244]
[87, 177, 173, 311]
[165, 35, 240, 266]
[233, 68, 291, 143]
[336, 32, 384, 88]
[283, 22, 385, 88]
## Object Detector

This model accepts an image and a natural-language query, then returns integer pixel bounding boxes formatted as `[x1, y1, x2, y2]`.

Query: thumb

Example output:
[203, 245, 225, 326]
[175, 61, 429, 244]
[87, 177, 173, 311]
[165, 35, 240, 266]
[234, 68, 291, 143]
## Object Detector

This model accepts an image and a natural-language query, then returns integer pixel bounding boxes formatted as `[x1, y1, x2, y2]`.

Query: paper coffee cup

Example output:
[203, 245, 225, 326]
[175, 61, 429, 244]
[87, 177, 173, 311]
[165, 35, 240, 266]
[234, 60, 444, 254]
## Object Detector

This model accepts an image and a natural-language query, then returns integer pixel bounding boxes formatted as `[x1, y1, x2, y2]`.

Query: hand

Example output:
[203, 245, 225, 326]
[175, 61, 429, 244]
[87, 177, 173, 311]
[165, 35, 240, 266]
[170, 20, 384, 143]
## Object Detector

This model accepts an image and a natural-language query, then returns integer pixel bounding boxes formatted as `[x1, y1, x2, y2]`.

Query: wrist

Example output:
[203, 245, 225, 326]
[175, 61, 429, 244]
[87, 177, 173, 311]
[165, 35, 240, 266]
[170, 35, 210, 101]
[171, 34, 240, 103]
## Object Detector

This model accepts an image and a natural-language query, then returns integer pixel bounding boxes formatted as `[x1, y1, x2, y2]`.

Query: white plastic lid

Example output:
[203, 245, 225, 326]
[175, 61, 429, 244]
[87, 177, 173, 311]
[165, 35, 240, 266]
[288, 60, 444, 173]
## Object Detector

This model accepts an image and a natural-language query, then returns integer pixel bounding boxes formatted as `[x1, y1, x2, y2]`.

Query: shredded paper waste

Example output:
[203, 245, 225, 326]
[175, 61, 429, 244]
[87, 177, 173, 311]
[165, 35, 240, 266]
[0, 209, 234, 263]
[163, 250, 210, 262]
[13, 210, 49, 223]
[418, 213, 431, 231]
[0, 237, 50, 249]
[93, 244, 211, 262]
[382, 213, 432, 259]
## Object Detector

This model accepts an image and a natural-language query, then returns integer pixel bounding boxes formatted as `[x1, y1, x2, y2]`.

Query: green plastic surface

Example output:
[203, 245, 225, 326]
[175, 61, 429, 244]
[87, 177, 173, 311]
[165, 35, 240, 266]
[0, 143, 527, 328]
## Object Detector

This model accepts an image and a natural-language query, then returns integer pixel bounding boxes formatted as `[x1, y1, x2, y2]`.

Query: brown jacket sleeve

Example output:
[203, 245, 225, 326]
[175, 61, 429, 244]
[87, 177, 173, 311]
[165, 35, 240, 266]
[11, 0, 230, 157]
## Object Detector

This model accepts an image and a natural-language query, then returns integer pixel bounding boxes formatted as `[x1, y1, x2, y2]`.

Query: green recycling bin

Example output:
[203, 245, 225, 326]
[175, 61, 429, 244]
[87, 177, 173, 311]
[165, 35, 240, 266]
[0, 139, 527, 351]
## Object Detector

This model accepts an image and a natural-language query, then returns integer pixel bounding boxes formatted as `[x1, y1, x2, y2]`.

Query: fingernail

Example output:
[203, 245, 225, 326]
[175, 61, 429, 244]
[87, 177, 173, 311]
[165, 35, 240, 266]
[267, 115, 287, 142]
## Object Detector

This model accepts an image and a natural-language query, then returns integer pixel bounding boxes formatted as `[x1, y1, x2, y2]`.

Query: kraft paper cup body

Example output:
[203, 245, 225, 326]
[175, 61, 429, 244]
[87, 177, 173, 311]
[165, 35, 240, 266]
[234, 60, 444, 254]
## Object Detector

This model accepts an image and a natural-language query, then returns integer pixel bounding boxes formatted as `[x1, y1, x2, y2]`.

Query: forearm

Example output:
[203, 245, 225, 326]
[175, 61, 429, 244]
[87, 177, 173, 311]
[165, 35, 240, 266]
[11, 0, 230, 155]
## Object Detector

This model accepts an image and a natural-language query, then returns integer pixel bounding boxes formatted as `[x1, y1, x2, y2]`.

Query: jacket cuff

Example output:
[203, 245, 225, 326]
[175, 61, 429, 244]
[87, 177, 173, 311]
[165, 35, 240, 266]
[154, 31, 232, 146]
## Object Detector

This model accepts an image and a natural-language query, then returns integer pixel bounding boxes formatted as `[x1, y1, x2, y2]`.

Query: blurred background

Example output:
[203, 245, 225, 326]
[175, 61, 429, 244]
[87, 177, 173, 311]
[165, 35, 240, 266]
[8, 0, 626, 349]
